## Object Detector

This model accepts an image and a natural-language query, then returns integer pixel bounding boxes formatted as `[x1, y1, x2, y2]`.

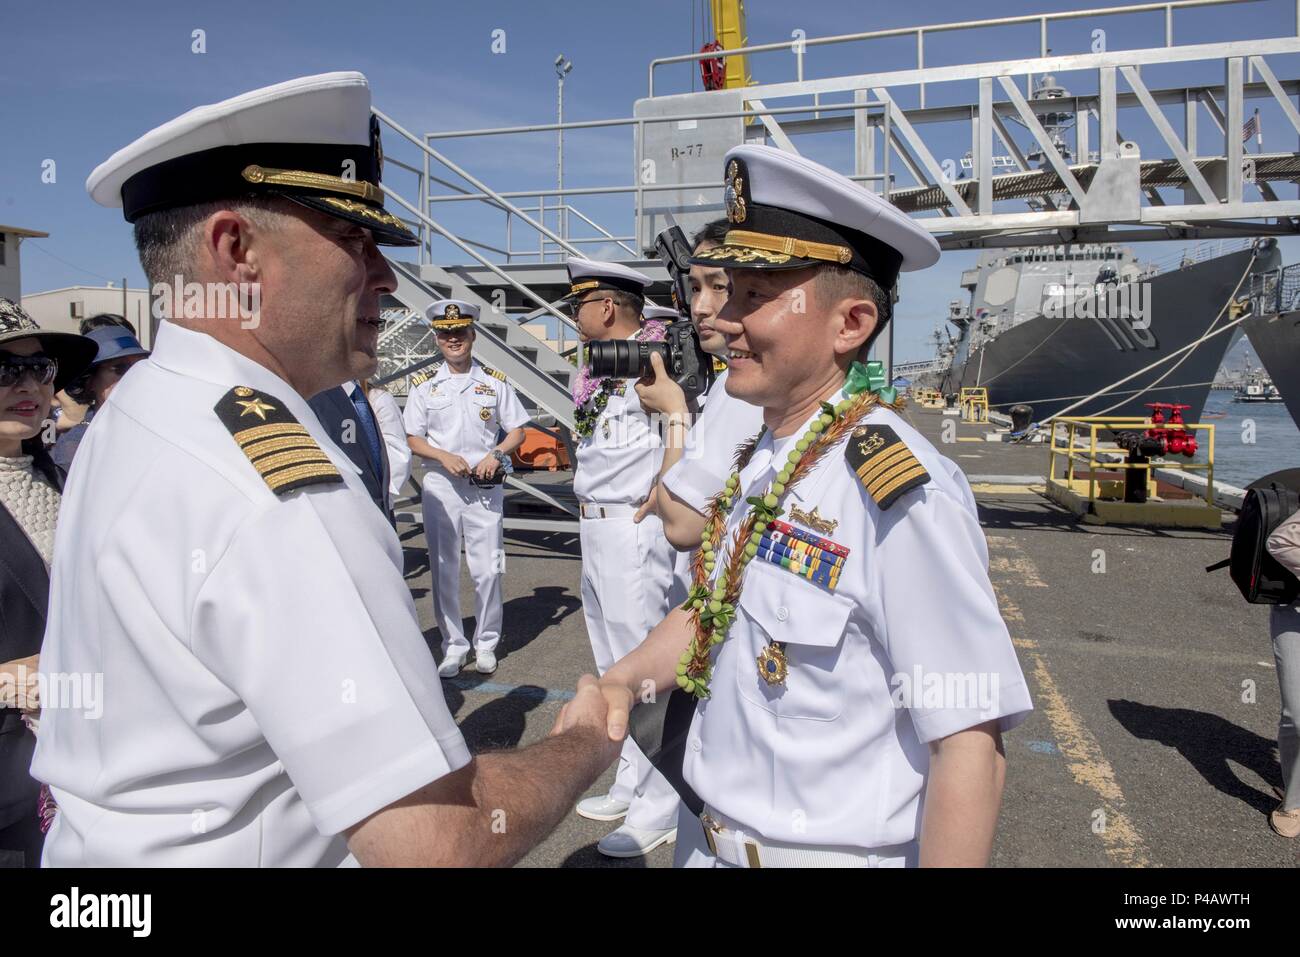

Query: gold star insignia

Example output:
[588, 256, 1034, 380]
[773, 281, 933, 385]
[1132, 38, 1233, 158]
[236, 397, 276, 420]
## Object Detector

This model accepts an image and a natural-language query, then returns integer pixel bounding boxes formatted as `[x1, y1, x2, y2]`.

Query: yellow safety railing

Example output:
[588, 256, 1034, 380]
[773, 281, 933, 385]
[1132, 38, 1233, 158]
[910, 386, 945, 408]
[960, 387, 989, 423]
[1047, 415, 1217, 509]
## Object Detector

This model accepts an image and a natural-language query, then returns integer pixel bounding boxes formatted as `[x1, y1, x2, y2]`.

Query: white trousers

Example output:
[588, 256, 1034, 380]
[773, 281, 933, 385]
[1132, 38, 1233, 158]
[578, 511, 680, 832]
[422, 471, 504, 656]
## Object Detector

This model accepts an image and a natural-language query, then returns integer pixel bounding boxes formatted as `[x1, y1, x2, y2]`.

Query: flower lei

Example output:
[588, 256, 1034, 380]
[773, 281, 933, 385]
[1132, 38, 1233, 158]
[675, 365, 903, 698]
[572, 319, 669, 438]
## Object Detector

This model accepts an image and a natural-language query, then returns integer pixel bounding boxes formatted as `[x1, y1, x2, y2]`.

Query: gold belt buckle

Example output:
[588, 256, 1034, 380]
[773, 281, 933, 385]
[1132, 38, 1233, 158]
[699, 812, 762, 867]
[700, 812, 721, 856]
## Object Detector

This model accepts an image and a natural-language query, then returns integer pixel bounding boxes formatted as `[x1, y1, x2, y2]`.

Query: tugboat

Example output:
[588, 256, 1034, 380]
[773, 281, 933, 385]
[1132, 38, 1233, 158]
[1233, 369, 1285, 403]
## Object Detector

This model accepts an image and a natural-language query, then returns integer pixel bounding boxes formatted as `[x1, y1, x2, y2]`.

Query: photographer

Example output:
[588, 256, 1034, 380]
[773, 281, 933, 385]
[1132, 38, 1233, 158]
[566, 257, 680, 858]
[635, 221, 763, 551]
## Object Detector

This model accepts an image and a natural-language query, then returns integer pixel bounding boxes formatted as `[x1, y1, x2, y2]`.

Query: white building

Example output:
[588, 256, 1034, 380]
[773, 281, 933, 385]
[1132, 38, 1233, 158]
[0, 224, 48, 303]
[22, 284, 154, 347]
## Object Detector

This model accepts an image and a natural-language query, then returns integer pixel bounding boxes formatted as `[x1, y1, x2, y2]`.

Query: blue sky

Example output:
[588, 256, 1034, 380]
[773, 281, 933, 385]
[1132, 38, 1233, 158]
[3, 0, 1299, 360]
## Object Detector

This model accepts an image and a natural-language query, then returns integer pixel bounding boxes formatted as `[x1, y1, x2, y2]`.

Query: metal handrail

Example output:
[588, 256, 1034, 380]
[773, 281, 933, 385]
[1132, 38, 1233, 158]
[373, 107, 582, 260]
[1249, 260, 1300, 314]
[378, 183, 581, 337]
[1048, 415, 1217, 508]
[647, 0, 1276, 99]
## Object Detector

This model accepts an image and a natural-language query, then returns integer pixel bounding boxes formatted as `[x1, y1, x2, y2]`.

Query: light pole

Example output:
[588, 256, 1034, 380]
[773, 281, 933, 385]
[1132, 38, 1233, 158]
[555, 55, 572, 251]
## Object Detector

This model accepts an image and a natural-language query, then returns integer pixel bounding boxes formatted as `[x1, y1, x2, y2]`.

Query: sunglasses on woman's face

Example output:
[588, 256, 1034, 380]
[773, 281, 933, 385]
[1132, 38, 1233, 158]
[0, 355, 58, 388]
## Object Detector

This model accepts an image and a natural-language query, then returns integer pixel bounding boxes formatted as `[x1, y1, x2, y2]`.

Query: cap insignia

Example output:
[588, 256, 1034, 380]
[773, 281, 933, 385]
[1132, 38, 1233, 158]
[725, 159, 747, 224]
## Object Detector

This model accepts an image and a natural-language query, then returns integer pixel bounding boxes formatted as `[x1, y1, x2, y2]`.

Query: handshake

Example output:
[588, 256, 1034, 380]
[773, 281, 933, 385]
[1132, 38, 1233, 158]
[549, 673, 637, 754]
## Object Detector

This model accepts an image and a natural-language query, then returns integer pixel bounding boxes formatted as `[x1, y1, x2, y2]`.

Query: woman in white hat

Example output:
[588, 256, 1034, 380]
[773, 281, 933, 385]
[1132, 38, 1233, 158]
[0, 298, 96, 866]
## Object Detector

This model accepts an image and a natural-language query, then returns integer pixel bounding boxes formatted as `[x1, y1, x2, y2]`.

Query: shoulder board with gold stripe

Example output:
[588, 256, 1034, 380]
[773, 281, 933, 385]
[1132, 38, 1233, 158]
[845, 423, 929, 510]
[409, 365, 440, 388]
[214, 386, 343, 497]
[480, 365, 507, 382]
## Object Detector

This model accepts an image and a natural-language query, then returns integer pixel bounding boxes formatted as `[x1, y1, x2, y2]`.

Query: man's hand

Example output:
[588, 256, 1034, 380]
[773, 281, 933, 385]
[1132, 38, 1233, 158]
[550, 675, 626, 776]
[595, 677, 635, 742]
[633, 486, 658, 524]
[472, 454, 501, 481]
[439, 452, 472, 478]
[635, 352, 689, 417]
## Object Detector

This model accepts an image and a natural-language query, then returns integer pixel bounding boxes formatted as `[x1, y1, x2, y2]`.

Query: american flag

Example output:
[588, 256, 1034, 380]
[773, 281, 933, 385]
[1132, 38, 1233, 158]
[1242, 110, 1262, 145]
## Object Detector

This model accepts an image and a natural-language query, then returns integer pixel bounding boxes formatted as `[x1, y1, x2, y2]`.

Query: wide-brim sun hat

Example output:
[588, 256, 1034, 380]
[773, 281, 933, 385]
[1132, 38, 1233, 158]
[0, 298, 99, 392]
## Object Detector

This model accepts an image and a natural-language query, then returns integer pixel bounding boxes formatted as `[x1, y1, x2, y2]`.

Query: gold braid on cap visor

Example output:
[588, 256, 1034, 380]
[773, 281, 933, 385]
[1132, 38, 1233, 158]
[241, 165, 383, 204]
[698, 229, 854, 266]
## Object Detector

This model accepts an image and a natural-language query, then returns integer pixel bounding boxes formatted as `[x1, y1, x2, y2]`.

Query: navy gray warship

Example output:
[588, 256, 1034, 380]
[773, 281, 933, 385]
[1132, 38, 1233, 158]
[923, 238, 1281, 422]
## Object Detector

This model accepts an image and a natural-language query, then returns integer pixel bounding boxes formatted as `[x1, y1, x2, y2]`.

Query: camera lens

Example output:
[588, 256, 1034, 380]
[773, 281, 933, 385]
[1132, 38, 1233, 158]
[587, 340, 670, 379]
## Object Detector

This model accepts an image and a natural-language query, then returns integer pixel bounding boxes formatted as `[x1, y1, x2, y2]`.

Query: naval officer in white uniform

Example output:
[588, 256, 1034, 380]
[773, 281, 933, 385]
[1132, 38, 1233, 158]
[31, 72, 622, 867]
[584, 145, 1033, 867]
[567, 258, 680, 857]
[404, 300, 528, 677]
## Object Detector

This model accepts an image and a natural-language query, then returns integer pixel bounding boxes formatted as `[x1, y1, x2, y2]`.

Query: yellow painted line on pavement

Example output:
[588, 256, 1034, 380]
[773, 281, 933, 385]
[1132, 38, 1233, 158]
[971, 482, 1046, 495]
[989, 543, 1152, 867]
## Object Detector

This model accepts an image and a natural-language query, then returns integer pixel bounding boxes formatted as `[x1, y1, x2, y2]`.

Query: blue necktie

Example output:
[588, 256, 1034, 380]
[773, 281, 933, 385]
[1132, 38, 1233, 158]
[349, 386, 386, 482]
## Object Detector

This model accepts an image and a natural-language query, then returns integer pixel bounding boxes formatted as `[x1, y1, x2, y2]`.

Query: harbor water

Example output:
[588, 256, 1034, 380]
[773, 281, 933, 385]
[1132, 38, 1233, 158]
[1199, 390, 1300, 489]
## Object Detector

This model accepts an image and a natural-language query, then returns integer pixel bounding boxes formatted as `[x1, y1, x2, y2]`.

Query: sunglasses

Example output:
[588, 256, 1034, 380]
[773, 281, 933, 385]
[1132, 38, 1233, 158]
[0, 355, 58, 388]
[563, 295, 611, 318]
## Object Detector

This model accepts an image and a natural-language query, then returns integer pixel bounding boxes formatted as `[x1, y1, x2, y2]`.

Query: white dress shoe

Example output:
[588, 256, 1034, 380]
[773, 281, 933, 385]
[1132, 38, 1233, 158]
[474, 650, 498, 674]
[437, 652, 467, 678]
[575, 793, 630, 822]
[597, 823, 677, 859]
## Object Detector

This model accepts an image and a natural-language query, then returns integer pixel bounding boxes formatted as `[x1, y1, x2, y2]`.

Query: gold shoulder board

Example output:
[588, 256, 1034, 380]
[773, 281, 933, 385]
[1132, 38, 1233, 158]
[845, 423, 929, 510]
[480, 365, 507, 382]
[409, 365, 440, 387]
[214, 386, 343, 497]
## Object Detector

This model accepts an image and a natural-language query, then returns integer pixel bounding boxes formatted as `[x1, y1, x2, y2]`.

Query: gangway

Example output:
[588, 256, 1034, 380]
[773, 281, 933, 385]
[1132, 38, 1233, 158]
[359, 0, 1300, 530]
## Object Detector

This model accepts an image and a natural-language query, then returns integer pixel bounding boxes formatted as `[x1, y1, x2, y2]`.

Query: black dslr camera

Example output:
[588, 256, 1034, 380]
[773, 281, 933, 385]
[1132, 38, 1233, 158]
[584, 225, 714, 402]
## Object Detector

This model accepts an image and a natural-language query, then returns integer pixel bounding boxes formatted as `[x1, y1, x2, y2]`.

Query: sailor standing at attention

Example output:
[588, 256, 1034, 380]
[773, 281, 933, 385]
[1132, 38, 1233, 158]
[589, 144, 1034, 867]
[404, 300, 528, 677]
[567, 257, 680, 858]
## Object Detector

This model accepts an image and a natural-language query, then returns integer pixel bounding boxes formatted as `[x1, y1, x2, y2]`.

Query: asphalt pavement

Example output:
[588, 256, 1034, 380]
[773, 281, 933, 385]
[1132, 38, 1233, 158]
[399, 406, 1296, 867]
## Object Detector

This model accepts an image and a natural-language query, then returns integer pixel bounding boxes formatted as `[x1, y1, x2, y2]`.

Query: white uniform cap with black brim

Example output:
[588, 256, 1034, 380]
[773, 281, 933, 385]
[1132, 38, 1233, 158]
[689, 145, 940, 290]
[564, 257, 653, 300]
[642, 304, 681, 322]
[426, 299, 479, 330]
[85, 72, 417, 247]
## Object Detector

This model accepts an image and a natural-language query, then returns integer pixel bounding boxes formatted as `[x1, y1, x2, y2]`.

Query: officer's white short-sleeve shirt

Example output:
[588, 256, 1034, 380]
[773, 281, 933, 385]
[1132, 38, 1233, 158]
[403, 361, 528, 472]
[682, 397, 1032, 849]
[31, 322, 471, 867]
